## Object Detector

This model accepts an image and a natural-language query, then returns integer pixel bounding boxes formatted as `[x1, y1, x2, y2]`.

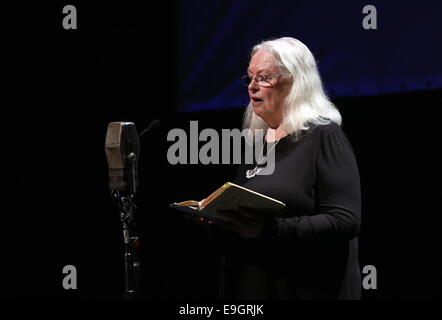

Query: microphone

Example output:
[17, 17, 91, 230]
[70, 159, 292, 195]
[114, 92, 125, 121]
[104, 122, 140, 195]
[104, 120, 160, 194]
[105, 120, 161, 300]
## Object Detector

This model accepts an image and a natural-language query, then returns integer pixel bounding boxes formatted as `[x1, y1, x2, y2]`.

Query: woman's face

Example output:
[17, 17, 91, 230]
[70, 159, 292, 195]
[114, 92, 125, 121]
[247, 49, 292, 128]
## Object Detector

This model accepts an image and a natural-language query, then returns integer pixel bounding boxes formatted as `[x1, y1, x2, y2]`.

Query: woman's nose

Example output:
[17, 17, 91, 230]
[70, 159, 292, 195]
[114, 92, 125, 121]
[248, 77, 259, 91]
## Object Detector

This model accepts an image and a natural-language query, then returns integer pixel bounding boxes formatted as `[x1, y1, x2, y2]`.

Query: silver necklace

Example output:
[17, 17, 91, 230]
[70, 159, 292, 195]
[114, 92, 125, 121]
[245, 139, 280, 179]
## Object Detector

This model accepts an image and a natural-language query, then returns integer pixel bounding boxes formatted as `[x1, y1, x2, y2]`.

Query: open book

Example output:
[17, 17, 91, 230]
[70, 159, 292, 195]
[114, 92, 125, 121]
[170, 182, 285, 223]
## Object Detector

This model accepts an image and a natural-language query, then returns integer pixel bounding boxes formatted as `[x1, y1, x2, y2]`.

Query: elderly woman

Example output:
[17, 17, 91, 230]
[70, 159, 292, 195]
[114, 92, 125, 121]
[213, 37, 362, 300]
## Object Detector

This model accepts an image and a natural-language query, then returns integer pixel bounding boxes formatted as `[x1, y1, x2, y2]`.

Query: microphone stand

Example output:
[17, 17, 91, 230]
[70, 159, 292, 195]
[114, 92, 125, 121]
[111, 152, 141, 300]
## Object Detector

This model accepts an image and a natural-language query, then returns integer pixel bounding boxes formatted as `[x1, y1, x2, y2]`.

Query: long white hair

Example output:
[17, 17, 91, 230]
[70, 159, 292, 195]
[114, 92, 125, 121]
[243, 37, 341, 140]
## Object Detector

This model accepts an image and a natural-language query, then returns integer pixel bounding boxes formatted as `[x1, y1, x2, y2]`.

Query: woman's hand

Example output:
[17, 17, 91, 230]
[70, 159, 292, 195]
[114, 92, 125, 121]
[184, 213, 215, 226]
[216, 206, 267, 239]
[183, 198, 215, 226]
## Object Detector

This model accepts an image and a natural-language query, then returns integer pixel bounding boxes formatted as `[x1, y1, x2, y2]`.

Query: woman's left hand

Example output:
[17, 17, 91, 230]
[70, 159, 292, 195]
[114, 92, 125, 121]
[216, 206, 267, 239]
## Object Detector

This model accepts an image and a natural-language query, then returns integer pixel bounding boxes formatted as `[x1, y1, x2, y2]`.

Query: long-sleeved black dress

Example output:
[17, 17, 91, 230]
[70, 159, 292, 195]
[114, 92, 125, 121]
[213, 122, 362, 300]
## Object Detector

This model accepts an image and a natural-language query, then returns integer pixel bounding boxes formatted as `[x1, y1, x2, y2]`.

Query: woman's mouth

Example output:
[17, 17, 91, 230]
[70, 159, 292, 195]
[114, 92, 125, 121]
[251, 97, 263, 104]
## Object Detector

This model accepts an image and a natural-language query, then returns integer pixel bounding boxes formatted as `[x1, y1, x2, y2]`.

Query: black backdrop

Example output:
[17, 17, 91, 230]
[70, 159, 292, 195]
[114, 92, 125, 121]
[3, 2, 441, 301]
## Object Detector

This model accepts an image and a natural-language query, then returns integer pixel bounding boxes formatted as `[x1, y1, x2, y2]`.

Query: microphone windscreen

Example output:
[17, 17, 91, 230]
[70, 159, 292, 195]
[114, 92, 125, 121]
[105, 122, 140, 192]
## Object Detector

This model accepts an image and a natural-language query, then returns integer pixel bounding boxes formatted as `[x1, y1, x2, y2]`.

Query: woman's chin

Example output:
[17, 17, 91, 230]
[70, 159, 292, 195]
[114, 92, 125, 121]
[253, 110, 267, 123]
[252, 105, 264, 117]
[253, 108, 276, 127]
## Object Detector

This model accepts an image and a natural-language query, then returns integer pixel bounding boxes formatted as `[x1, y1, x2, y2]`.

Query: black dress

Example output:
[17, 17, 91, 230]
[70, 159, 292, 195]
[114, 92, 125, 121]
[213, 122, 362, 300]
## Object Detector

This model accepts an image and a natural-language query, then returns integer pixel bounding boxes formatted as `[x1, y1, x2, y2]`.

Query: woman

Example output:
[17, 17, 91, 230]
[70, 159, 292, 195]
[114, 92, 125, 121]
[213, 37, 362, 300]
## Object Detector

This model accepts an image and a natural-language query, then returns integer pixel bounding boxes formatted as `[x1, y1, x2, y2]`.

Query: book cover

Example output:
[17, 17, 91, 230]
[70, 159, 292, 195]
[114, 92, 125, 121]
[170, 182, 285, 223]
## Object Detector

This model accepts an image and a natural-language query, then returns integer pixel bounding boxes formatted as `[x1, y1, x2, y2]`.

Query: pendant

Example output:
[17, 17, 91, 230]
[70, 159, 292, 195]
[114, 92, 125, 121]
[246, 166, 262, 179]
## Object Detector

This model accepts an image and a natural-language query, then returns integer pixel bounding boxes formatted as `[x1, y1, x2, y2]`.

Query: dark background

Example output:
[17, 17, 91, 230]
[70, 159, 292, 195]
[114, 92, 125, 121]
[3, 1, 441, 300]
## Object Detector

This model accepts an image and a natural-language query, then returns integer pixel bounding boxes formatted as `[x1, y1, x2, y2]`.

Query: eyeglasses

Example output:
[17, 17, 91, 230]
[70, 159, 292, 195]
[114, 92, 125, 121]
[241, 74, 285, 87]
